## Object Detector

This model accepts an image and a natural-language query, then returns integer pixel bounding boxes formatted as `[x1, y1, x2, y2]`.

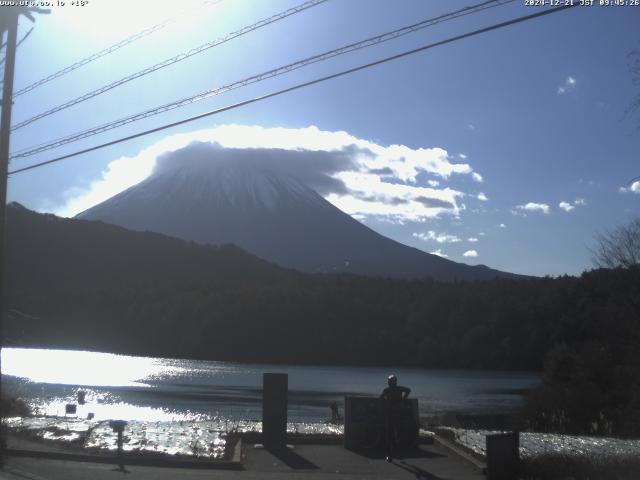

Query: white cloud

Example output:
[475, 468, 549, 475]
[477, 192, 488, 201]
[412, 231, 461, 243]
[459, 153, 467, 159]
[463, 250, 478, 257]
[498, 223, 507, 228]
[619, 181, 640, 194]
[468, 124, 476, 131]
[51, 125, 483, 221]
[559, 201, 575, 212]
[430, 249, 448, 258]
[514, 202, 550, 215]
[559, 198, 587, 212]
[472, 172, 483, 183]
[467, 237, 479, 242]
[327, 174, 463, 222]
[56, 149, 159, 217]
[557, 76, 577, 95]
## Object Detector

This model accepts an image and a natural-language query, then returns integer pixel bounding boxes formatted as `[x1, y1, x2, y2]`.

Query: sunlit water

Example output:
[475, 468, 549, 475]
[2, 347, 539, 423]
[2, 348, 539, 458]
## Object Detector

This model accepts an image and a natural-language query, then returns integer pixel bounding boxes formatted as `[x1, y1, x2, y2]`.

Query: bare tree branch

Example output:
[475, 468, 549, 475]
[592, 218, 640, 268]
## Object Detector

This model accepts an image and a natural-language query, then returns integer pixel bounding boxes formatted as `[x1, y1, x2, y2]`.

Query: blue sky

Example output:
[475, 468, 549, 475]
[3, 0, 639, 277]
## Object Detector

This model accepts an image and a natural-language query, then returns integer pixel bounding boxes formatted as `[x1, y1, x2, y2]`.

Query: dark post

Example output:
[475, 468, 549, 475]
[262, 373, 288, 446]
[486, 431, 519, 480]
[0, 10, 20, 466]
[109, 420, 128, 471]
[0, 8, 48, 466]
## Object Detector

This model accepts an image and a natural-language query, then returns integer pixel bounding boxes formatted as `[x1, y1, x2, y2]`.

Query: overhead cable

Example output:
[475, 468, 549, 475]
[11, 0, 329, 131]
[11, 0, 514, 157]
[0, 26, 33, 67]
[7, 3, 578, 176]
[12, 0, 222, 97]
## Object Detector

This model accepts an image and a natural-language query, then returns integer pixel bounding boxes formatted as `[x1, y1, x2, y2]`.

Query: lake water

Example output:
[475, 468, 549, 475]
[2, 348, 539, 424]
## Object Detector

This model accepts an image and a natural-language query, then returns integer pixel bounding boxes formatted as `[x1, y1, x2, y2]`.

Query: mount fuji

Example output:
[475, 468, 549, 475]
[77, 144, 517, 281]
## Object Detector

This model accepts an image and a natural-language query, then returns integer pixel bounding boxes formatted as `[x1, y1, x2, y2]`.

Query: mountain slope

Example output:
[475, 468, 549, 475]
[6, 202, 293, 291]
[77, 147, 518, 281]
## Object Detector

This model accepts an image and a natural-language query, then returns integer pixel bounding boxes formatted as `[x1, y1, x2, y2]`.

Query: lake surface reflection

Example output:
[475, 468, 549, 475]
[2, 348, 539, 423]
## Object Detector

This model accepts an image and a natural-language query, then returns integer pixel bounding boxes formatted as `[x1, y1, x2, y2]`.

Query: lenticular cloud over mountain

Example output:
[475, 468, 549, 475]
[72, 126, 515, 281]
[58, 125, 477, 222]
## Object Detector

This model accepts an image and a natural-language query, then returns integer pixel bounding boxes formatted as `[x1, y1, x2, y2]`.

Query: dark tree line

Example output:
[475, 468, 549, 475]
[7, 268, 639, 371]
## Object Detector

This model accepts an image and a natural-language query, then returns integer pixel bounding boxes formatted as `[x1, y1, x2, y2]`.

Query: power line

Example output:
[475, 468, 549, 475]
[11, 0, 329, 131]
[0, 26, 33, 68]
[11, 0, 514, 158]
[7, 3, 577, 177]
[12, 0, 222, 98]
[11, 0, 505, 134]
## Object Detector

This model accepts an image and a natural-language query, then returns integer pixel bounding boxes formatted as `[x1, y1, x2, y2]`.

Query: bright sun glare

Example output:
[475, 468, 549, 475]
[53, 0, 210, 43]
[1, 348, 184, 387]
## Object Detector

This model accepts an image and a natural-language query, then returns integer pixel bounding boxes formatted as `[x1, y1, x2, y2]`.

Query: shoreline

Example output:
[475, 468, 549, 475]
[1, 343, 543, 374]
[5, 413, 640, 478]
[5, 432, 244, 470]
[2, 414, 344, 461]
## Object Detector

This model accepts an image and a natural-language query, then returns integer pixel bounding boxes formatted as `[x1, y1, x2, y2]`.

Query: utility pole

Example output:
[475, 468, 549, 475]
[0, 6, 48, 466]
[0, 9, 20, 465]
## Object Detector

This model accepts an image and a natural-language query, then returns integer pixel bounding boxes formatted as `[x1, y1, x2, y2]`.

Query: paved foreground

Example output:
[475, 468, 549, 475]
[1, 442, 485, 480]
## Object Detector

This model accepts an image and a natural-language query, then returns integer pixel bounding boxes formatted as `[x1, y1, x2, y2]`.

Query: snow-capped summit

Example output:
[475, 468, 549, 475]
[77, 143, 517, 281]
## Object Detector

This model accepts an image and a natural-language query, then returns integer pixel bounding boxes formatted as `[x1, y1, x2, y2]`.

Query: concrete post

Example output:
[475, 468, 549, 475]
[262, 373, 288, 446]
[486, 431, 519, 480]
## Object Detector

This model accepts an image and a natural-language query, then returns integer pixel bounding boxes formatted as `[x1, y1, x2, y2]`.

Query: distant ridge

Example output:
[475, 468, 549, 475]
[6, 202, 294, 290]
[77, 143, 521, 281]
